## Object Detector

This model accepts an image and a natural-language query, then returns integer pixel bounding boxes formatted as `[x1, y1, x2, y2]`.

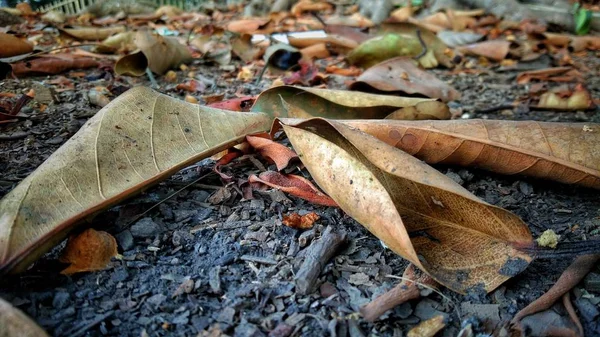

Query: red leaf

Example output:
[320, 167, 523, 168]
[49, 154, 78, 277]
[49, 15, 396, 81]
[208, 96, 255, 111]
[249, 171, 337, 207]
[11, 54, 99, 76]
[246, 135, 298, 171]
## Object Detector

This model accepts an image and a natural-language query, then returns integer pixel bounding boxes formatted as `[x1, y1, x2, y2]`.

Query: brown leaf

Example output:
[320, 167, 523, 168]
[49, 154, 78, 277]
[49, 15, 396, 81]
[251, 86, 436, 119]
[115, 31, 192, 76]
[0, 87, 271, 274]
[60, 26, 126, 41]
[208, 96, 255, 112]
[246, 135, 298, 171]
[249, 171, 338, 207]
[349, 57, 461, 102]
[291, 0, 333, 16]
[341, 119, 600, 189]
[59, 228, 118, 274]
[0, 297, 50, 337]
[407, 315, 446, 337]
[10, 54, 99, 77]
[282, 212, 319, 229]
[535, 84, 595, 111]
[517, 67, 583, 84]
[0, 33, 33, 58]
[384, 101, 450, 121]
[280, 118, 534, 293]
[457, 40, 511, 61]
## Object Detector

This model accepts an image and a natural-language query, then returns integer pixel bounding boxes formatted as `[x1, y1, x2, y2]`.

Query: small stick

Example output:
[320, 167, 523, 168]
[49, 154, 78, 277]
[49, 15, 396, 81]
[295, 226, 347, 295]
[145, 68, 158, 88]
[360, 264, 437, 322]
[562, 292, 583, 337]
[413, 29, 427, 61]
[511, 254, 600, 325]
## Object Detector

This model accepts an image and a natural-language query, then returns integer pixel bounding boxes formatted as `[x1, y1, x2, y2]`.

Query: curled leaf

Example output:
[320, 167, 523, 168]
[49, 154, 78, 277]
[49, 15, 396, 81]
[280, 118, 533, 293]
[249, 171, 338, 207]
[246, 135, 298, 171]
[59, 228, 118, 274]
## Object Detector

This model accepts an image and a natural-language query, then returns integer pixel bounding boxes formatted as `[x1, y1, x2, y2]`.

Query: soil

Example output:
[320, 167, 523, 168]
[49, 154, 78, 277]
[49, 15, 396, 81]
[0, 50, 599, 337]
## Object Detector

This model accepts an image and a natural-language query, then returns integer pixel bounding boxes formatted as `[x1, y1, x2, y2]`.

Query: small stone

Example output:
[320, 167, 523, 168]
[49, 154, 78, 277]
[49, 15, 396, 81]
[319, 282, 337, 298]
[445, 171, 464, 185]
[147, 294, 167, 307]
[111, 267, 129, 282]
[268, 323, 293, 337]
[395, 302, 413, 319]
[172, 230, 194, 247]
[217, 307, 236, 324]
[584, 273, 600, 293]
[52, 292, 70, 309]
[130, 218, 163, 238]
[159, 203, 174, 220]
[234, 322, 266, 337]
[173, 209, 197, 222]
[173, 310, 190, 325]
[518, 181, 533, 196]
[414, 299, 449, 321]
[458, 169, 474, 182]
[115, 230, 134, 251]
[574, 297, 599, 322]
[249, 199, 265, 209]
[460, 303, 500, 325]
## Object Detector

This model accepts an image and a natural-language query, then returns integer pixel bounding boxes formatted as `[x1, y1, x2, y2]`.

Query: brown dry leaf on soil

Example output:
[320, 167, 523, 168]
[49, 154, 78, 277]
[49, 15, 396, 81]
[349, 57, 461, 102]
[249, 171, 338, 207]
[534, 84, 596, 111]
[9, 54, 100, 77]
[60, 25, 126, 41]
[246, 135, 298, 171]
[250, 85, 441, 119]
[456, 40, 511, 61]
[115, 30, 192, 76]
[0, 32, 33, 58]
[0, 87, 271, 274]
[0, 297, 50, 337]
[516, 67, 583, 84]
[59, 228, 118, 274]
[341, 119, 600, 189]
[280, 118, 534, 293]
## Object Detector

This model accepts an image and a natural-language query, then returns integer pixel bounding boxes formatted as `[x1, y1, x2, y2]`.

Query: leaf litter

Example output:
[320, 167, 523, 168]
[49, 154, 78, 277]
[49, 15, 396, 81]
[0, 1, 599, 337]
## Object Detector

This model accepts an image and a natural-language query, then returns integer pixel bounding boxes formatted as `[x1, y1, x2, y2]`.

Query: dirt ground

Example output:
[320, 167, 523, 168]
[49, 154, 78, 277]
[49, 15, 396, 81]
[0, 51, 599, 337]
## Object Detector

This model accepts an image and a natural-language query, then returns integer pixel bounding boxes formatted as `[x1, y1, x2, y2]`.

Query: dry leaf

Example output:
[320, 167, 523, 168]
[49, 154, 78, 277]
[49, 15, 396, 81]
[516, 67, 583, 84]
[282, 212, 319, 229]
[349, 57, 461, 102]
[246, 135, 298, 171]
[0, 87, 271, 274]
[208, 97, 255, 112]
[249, 171, 337, 207]
[291, 0, 333, 16]
[384, 101, 451, 121]
[115, 31, 192, 76]
[341, 119, 600, 189]
[60, 26, 126, 41]
[251, 86, 435, 119]
[535, 84, 595, 111]
[10, 54, 99, 77]
[0, 33, 33, 58]
[0, 297, 50, 337]
[59, 228, 118, 274]
[407, 315, 446, 337]
[457, 40, 511, 61]
[280, 118, 534, 293]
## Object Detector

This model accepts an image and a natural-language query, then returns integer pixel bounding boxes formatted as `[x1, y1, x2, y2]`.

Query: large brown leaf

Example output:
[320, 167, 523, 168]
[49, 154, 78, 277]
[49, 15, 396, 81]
[340, 119, 600, 189]
[0, 87, 271, 274]
[280, 118, 533, 293]
[0, 297, 49, 337]
[250, 86, 438, 119]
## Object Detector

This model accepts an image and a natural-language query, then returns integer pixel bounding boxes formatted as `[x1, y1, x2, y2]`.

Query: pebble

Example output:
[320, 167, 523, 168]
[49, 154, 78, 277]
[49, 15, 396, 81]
[414, 299, 449, 321]
[574, 297, 599, 322]
[146, 294, 167, 307]
[217, 307, 236, 324]
[234, 322, 266, 337]
[458, 169, 474, 182]
[111, 268, 129, 282]
[52, 292, 70, 310]
[115, 230, 134, 251]
[130, 218, 163, 238]
[518, 181, 533, 196]
[445, 171, 464, 185]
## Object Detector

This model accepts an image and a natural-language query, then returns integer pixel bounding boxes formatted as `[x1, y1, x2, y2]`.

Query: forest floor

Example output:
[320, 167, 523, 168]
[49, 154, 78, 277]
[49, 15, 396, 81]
[0, 50, 599, 337]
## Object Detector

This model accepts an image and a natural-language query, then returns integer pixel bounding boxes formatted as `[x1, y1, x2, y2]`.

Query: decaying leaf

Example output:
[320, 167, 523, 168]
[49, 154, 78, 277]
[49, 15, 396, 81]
[59, 228, 118, 274]
[0, 87, 271, 274]
[456, 40, 511, 61]
[340, 119, 600, 189]
[246, 135, 298, 171]
[251, 86, 435, 119]
[516, 67, 583, 84]
[60, 26, 126, 41]
[349, 57, 461, 102]
[280, 118, 534, 293]
[346, 33, 427, 69]
[0, 32, 33, 58]
[249, 171, 338, 207]
[282, 212, 319, 229]
[0, 297, 50, 337]
[9, 54, 99, 77]
[115, 30, 192, 76]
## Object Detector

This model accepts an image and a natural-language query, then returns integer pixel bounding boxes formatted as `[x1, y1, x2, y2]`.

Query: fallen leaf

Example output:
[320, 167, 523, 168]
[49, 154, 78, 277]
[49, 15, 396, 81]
[251, 86, 435, 119]
[349, 57, 461, 102]
[208, 96, 255, 112]
[249, 171, 338, 207]
[0, 33, 33, 58]
[60, 25, 126, 41]
[384, 101, 451, 120]
[516, 67, 583, 84]
[9, 54, 99, 77]
[227, 19, 272, 34]
[282, 212, 319, 229]
[231, 34, 264, 62]
[407, 315, 446, 337]
[280, 118, 534, 293]
[97, 31, 136, 53]
[535, 84, 595, 110]
[436, 31, 483, 47]
[246, 135, 298, 170]
[59, 228, 118, 274]
[281, 60, 325, 86]
[115, 31, 192, 76]
[0, 297, 50, 337]
[291, 0, 333, 16]
[0, 87, 271, 274]
[346, 33, 427, 69]
[341, 119, 600, 189]
[456, 40, 511, 61]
